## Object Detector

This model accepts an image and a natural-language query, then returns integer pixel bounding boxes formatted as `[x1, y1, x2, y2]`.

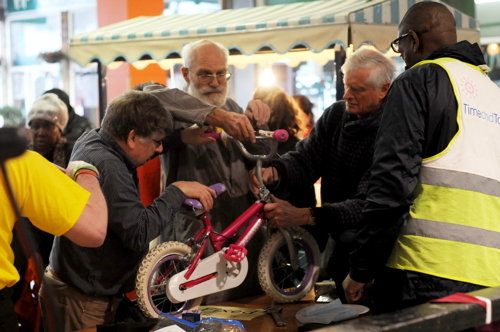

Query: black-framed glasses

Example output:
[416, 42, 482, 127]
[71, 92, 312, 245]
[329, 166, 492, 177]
[391, 33, 410, 53]
[151, 138, 162, 148]
[194, 71, 232, 84]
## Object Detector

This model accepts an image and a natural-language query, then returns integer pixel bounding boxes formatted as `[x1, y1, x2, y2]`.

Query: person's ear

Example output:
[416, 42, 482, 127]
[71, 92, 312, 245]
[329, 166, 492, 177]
[181, 67, 190, 84]
[379, 82, 391, 99]
[408, 30, 420, 53]
[126, 129, 137, 149]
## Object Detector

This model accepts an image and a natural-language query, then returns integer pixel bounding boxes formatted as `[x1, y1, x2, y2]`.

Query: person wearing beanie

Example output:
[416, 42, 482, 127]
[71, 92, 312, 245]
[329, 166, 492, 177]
[27, 93, 74, 169]
[43, 88, 93, 142]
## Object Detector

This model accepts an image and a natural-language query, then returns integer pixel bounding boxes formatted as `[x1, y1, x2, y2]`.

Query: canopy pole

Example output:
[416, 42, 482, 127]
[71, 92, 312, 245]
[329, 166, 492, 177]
[335, 49, 346, 101]
[98, 62, 107, 124]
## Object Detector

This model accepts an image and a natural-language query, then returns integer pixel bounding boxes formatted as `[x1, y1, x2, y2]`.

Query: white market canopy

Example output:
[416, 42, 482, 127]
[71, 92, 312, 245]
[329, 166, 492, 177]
[69, 0, 480, 69]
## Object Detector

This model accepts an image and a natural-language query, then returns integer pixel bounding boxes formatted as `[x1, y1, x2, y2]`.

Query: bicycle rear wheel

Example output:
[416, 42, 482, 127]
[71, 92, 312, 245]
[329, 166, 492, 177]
[136, 242, 202, 318]
[258, 227, 320, 303]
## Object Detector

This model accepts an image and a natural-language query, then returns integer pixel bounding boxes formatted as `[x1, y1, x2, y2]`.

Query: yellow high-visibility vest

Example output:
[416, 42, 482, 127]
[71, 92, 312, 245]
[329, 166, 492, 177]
[386, 58, 500, 287]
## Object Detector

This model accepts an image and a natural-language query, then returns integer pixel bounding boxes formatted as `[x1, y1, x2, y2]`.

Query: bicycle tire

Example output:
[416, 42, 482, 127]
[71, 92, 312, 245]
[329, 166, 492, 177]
[136, 241, 202, 318]
[258, 227, 320, 303]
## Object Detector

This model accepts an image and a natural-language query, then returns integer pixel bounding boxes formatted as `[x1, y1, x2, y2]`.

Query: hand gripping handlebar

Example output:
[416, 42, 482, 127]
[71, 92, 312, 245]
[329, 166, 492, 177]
[204, 129, 289, 143]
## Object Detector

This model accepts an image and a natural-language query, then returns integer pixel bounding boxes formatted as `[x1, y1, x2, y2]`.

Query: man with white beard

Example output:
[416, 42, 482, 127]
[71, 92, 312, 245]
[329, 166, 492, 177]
[158, 39, 270, 303]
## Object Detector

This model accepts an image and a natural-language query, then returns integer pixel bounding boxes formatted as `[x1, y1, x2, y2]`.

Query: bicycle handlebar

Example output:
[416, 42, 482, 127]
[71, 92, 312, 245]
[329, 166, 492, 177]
[204, 129, 286, 201]
[204, 129, 287, 162]
[204, 129, 289, 143]
[257, 129, 289, 142]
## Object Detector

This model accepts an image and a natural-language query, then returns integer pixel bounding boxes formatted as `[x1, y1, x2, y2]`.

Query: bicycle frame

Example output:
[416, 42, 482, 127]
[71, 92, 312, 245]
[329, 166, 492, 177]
[164, 130, 302, 303]
[183, 201, 266, 282]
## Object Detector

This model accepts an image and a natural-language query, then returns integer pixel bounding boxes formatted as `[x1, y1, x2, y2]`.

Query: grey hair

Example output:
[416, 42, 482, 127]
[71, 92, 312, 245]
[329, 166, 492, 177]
[182, 39, 229, 68]
[101, 90, 173, 142]
[341, 47, 396, 88]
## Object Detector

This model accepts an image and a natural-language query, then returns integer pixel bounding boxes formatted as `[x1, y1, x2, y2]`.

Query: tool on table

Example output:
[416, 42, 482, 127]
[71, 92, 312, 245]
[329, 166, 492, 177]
[265, 306, 286, 327]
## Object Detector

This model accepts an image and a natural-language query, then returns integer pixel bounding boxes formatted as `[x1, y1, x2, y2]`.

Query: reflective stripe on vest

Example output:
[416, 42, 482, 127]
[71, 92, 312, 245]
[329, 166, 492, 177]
[386, 58, 500, 287]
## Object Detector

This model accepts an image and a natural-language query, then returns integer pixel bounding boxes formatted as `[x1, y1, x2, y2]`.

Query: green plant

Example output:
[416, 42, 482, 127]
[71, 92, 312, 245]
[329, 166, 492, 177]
[0, 106, 24, 126]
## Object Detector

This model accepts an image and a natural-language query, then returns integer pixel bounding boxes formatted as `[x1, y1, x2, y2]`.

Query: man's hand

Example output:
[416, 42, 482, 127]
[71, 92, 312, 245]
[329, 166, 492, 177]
[245, 100, 270, 128]
[205, 108, 256, 142]
[171, 181, 217, 212]
[181, 126, 216, 146]
[342, 274, 374, 303]
[248, 167, 279, 196]
[264, 195, 309, 228]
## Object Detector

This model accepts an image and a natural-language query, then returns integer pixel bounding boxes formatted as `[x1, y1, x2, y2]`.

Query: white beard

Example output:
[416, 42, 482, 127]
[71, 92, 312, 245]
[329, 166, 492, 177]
[187, 84, 228, 108]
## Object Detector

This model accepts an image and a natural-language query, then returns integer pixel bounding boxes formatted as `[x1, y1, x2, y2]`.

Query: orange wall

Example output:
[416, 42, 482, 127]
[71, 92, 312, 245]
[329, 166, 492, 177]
[97, 0, 167, 104]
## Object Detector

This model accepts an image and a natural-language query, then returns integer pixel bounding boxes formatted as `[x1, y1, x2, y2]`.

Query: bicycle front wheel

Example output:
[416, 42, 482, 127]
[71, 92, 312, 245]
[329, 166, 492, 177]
[135, 241, 203, 318]
[258, 227, 320, 303]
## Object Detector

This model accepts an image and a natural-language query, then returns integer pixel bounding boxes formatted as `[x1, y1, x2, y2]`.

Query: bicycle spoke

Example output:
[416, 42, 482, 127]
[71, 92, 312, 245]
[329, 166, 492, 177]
[270, 242, 311, 293]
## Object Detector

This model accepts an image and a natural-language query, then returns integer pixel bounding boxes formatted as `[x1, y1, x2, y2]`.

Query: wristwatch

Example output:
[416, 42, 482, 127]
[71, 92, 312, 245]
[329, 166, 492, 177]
[307, 207, 316, 226]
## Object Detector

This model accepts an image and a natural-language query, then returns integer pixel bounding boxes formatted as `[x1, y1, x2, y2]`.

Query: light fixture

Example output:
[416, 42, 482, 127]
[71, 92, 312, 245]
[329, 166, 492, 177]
[486, 43, 500, 56]
[260, 68, 275, 86]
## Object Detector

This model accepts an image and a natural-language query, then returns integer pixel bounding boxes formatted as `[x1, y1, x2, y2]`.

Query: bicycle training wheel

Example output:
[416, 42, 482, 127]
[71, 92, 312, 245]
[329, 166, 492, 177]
[136, 241, 203, 318]
[258, 227, 320, 303]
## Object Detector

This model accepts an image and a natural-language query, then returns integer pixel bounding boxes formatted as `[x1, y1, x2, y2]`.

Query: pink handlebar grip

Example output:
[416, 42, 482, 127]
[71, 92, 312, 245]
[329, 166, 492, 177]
[203, 132, 222, 140]
[273, 129, 289, 142]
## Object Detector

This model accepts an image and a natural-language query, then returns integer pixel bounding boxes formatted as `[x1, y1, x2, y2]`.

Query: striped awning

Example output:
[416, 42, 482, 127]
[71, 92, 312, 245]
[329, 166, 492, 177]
[69, 0, 480, 67]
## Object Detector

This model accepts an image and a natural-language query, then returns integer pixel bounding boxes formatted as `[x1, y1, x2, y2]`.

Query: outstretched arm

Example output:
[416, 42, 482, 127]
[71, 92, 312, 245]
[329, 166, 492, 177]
[63, 161, 108, 247]
[144, 85, 259, 142]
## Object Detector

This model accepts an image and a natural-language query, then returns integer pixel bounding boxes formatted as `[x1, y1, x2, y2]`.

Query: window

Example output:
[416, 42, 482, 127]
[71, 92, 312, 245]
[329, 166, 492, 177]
[10, 16, 61, 66]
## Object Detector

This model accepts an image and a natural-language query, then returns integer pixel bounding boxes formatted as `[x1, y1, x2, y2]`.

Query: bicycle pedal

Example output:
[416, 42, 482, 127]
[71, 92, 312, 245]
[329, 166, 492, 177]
[222, 244, 247, 262]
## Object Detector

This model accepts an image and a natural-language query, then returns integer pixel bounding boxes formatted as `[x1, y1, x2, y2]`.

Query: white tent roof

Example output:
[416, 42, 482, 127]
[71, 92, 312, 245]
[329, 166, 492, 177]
[70, 0, 480, 67]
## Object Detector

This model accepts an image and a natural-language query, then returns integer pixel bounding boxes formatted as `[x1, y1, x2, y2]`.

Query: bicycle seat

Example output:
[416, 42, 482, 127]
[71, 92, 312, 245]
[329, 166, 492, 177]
[183, 183, 227, 210]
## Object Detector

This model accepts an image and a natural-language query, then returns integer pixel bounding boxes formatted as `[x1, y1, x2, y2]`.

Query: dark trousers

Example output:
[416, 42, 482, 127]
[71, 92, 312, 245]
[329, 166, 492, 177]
[327, 229, 357, 304]
[370, 267, 486, 314]
[0, 287, 20, 332]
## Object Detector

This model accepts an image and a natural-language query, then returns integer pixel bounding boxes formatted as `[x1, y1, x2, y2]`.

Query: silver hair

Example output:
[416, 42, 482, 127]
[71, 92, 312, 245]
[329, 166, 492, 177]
[182, 39, 229, 68]
[341, 47, 396, 88]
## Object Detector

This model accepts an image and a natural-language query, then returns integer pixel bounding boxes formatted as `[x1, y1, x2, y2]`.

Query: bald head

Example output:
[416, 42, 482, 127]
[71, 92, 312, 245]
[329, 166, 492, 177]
[182, 39, 229, 68]
[400, 2, 457, 55]
[399, 1, 457, 47]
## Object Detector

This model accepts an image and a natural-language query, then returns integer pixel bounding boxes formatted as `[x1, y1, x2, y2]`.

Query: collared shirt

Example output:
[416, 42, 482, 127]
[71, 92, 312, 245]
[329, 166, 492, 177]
[50, 129, 186, 296]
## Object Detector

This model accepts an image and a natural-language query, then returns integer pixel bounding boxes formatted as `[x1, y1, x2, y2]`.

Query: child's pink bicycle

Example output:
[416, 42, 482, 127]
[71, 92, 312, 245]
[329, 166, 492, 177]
[135, 129, 320, 318]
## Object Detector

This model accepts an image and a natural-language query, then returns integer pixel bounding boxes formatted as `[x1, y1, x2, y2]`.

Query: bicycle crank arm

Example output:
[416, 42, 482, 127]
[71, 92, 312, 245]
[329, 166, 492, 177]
[166, 250, 248, 303]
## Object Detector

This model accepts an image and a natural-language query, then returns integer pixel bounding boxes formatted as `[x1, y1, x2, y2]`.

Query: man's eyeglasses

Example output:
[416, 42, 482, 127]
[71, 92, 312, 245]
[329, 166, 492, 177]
[194, 72, 232, 84]
[390, 33, 410, 53]
[151, 138, 162, 148]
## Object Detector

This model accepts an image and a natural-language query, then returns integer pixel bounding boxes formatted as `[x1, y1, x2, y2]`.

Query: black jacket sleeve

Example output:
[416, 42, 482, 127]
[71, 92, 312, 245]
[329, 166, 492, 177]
[349, 63, 458, 282]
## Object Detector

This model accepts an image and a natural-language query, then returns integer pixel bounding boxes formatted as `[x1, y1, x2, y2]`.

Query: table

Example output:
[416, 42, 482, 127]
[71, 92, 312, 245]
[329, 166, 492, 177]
[76, 287, 373, 332]
[202, 293, 315, 330]
[76, 294, 318, 331]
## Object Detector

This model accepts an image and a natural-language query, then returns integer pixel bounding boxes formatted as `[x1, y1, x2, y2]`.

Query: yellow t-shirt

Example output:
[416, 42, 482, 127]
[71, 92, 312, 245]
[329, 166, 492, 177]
[0, 151, 90, 289]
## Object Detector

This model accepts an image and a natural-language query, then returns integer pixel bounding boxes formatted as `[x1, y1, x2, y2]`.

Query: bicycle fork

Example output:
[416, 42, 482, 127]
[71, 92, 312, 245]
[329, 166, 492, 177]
[278, 228, 301, 272]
